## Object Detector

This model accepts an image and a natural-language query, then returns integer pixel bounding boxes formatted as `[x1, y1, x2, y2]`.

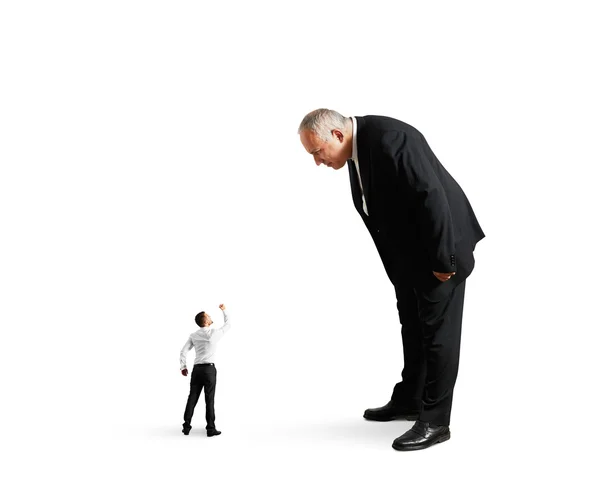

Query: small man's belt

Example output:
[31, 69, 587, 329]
[194, 363, 214, 367]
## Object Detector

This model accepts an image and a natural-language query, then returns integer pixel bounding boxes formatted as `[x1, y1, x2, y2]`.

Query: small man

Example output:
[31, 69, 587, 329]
[180, 303, 231, 436]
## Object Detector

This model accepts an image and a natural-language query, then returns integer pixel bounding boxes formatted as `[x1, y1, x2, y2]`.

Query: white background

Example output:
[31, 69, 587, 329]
[1, 1, 599, 477]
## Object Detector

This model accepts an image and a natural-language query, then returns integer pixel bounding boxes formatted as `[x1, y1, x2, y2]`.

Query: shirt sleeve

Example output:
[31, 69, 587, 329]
[209, 309, 232, 343]
[180, 336, 193, 370]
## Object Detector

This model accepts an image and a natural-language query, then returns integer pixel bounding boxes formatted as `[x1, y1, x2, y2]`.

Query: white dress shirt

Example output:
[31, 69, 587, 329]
[350, 116, 369, 215]
[180, 309, 231, 370]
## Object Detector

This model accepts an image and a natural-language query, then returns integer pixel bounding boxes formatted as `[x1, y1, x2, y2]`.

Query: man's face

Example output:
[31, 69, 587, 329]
[299, 129, 348, 170]
[204, 314, 213, 327]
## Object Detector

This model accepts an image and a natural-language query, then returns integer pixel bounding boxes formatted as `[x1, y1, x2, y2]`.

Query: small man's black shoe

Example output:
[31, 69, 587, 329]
[207, 429, 221, 437]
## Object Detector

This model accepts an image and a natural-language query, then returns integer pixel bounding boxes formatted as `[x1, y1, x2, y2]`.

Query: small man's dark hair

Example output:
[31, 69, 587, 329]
[195, 311, 207, 327]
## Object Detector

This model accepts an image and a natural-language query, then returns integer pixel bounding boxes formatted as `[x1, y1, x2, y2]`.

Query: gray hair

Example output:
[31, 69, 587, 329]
[298, 108, 349, 141]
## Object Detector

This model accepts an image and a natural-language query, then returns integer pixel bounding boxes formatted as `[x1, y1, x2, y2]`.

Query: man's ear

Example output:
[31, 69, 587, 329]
[332, 129, 344, 143]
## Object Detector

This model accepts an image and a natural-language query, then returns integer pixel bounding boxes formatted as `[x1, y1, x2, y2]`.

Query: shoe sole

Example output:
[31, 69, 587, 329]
[363, 414, 419, 422]
[391, 432, 451, 451]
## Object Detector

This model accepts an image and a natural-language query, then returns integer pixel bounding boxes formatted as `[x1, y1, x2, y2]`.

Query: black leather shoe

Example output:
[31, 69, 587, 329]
[364, 401, 420, 421]
[182, 424, 191, 435]
[207, 429, 221, 437]
[392, 420, 450, 451]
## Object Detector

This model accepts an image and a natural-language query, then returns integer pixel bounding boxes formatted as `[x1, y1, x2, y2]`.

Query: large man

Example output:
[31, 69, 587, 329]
[298, 109, 484, 451]
[180, 303, 231, 437]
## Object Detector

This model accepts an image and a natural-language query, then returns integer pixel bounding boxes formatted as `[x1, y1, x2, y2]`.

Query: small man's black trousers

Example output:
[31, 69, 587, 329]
[183, 363, 217, 431]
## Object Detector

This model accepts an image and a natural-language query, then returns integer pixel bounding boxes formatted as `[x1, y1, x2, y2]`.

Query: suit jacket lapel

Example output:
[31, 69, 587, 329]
[355, 116, 371, 213]
[347, 159, 365, 216]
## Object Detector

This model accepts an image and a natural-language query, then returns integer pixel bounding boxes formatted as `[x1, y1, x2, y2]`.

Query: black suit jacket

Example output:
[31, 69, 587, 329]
[349, 116, 485, 299]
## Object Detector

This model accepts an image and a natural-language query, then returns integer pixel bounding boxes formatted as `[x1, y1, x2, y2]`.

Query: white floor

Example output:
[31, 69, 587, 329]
[6, 371, 593, 478]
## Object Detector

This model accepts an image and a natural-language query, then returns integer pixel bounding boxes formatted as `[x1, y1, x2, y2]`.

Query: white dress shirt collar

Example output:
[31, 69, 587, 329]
[350, 116, 358, 162]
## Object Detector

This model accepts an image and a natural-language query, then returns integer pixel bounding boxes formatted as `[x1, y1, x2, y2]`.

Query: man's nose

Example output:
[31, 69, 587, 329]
[313, 156, 322, 166]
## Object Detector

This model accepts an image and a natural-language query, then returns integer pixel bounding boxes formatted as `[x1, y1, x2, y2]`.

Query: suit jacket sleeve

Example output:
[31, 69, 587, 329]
[382, 131, 456, 273]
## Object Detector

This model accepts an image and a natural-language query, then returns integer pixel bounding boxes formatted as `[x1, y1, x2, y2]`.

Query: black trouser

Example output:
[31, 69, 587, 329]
[183, 363, 217, 431]
[391, 280, 466, 426]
